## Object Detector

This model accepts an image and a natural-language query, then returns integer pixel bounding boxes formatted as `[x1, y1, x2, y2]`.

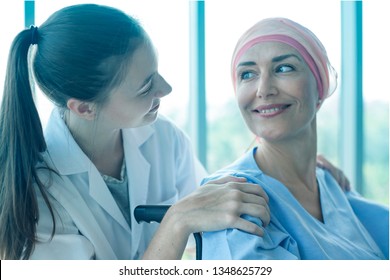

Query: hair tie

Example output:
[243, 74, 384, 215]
[30, 25, 39, 45]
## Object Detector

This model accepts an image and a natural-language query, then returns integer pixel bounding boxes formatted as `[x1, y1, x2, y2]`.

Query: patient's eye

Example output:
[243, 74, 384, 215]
[240, 71, 257, 80]
[276, 64, 294, 73]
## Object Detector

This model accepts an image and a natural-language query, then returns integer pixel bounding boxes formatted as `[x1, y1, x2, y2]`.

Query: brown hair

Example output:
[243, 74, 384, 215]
[0, 4, 148, 259]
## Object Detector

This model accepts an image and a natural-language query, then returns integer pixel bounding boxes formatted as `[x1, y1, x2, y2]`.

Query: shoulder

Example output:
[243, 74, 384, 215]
[201, 148, 262, 185]
[120, 115, 192, 152]
[316, 167, 348, 197]
[151, 114, 174, 128]
[34, 168, 79, 236]
[125, 114, 189, 142]
[152, 115, 189, 138]
[149, 115, 193, 149]
[203, 214, 300, 260]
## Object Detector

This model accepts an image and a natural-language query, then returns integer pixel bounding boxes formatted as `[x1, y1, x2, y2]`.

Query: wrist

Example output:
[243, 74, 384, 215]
[162, 204, 192, 237]
[141, 205, 191, 260]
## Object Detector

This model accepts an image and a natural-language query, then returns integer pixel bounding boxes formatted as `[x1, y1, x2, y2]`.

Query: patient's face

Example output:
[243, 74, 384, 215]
[235, 42, 318, 142]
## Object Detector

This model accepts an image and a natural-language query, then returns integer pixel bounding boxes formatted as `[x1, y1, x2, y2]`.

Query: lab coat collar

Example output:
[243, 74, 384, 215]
[122, 128, 151, 257]
[44, 108, 153, 251]
[44, 108, 91, 175]
[44, 108, 154, 175]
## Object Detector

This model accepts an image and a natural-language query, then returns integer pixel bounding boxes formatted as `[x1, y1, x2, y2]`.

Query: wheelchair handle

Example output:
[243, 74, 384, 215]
[134, 205, 171, 223]
[134, 204, 203, 260]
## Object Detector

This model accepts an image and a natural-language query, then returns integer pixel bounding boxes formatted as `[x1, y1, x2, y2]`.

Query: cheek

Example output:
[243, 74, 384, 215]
[236, 84, 255, 110]
[100, 96, 139, 122]
[291, 77, 318, 109]
[305, 74, 318, 97]
[302, 81, 318, 110]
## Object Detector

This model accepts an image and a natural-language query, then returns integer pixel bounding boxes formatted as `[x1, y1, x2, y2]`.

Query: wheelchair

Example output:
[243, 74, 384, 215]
[134, 205, 202, 260]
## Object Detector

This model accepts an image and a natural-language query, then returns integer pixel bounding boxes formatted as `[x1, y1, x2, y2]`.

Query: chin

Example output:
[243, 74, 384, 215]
[141, 112, 159, 126]
[119, 114, 158, 129]
[252, 128, 284, 142]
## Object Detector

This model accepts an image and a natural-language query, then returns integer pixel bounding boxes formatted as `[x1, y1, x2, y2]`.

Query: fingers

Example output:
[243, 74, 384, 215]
[239, 202, 270, 227]
[210, 187, 270, 227]
[229, 216, 265, 237]
[316, 154, 333, 171]
[219, 189, 270, 226]
[180, 175, 272, 235]
[334, 170, 351, 191]
[206, 175, 247, 185]
[204, 176, 269, 203]
[316, 155, 351, 191]
[233, 182, 270, 203]
[316, 154, 327, 166]
[201, 176, 271, 227]
[224, 190, 270, 225]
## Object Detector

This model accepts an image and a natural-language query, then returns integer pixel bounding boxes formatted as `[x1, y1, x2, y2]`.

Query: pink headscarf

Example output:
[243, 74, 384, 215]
[231, 17, 337, 101]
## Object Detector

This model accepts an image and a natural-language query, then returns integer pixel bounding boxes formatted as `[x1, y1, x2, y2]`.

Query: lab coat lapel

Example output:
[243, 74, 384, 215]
[88, 165, 131, 233]
[122, 127, 152, 258]
[46, 174, 117, 259]
[45, 108, 131, 233]
[45, 109, 154, 258]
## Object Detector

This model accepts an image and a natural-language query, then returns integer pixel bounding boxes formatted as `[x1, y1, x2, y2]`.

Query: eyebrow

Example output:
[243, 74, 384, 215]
[236, 53, 302, 69]
[272, 53, 302, 63]
[236, 61, 257, 68]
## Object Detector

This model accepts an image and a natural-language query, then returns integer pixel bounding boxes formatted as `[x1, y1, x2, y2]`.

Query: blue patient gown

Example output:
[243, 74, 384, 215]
[202, 148, 388, 260]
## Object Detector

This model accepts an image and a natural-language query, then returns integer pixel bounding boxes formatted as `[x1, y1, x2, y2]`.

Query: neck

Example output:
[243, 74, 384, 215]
[255, 129, 323, 221]
[255, 128, 318, 192]
[64, 110, 124, 178]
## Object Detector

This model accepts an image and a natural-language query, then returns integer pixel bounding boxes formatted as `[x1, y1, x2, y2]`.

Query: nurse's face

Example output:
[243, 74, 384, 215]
[235, 42, 318, 142]
[97, 42, 172, 129]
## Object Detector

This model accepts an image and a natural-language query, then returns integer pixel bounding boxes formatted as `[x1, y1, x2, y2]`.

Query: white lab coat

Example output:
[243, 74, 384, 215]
[30, 108, 207, 260]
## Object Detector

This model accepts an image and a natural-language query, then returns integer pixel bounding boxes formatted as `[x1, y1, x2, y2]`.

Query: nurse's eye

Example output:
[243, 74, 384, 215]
[139, 81, 153, 96]
[276, 64, 294, 73]
[239, 70, 257, 81]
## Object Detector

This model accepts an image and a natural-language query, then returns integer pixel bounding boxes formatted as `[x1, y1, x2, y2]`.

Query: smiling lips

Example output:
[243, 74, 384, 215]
[149, 103, 160, 113]
[252, 103, 291, 118]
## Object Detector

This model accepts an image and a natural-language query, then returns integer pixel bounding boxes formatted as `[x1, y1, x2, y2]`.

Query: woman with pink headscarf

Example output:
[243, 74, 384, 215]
[201, 18, 388, 259]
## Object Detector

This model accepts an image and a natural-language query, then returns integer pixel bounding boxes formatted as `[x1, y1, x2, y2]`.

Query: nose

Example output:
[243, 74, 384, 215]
[155, 74, 172, 98]
[256, 73, 277, 99]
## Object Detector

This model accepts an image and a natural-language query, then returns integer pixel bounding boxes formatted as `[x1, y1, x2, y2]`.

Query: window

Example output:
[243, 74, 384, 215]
[362, 1, 389, 204]
[1, 0, 387, 205]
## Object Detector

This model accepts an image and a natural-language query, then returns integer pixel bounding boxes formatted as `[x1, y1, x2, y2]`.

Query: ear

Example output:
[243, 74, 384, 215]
[316, 99, 323, 111]
[66, 98, 96, 121]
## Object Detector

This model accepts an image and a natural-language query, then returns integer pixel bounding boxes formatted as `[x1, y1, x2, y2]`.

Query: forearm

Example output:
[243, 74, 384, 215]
[142, 175, 271, 259]
[141, 206, 190, 260]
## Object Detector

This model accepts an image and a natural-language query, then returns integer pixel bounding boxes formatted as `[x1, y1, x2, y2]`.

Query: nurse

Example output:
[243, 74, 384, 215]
[0, 5, 347, 260]
[201, 17, 388, 259]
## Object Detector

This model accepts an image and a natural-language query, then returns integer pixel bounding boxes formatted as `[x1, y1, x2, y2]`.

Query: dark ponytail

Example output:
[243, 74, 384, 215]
[1, 4, 148, 259]
[0, 28, 54, 259]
